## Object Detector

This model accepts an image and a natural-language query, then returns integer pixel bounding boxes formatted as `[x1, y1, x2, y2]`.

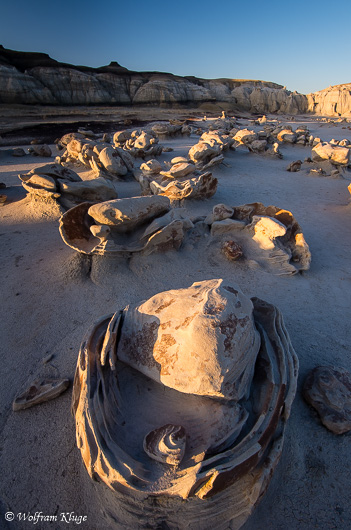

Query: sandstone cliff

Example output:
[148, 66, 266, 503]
[0, 46, 311, 114]
[307, 84, 351, 117]
[2, 46, 349, 117]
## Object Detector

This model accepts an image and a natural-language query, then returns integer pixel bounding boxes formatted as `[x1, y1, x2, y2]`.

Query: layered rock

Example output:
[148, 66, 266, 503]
[19, 163, 117, 210]
[307, 83, 351, 117]
[59, 196, 189, 255]
[72, 279, 298, 528]
[0, 46, 308, 113]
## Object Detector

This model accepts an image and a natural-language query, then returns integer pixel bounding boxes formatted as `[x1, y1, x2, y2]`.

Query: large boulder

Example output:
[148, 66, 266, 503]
[117, 279, 260, 400]
[312, 142, 350, 166]
[87, 195, 170, 232]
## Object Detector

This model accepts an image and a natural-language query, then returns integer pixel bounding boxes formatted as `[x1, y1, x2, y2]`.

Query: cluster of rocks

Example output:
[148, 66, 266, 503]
[232, 123, 316, 158]
[19, 163, 117, 210]
[137, 160, 218, 201]
[311, 141, 350, 167]
[56, 132, 135, 180]
[286, 138, 351, 177]
[59, 196, 311, 277]
[201, 202, 311, 275]
[113, 129, 163, 158]
[0, 144, 52, 158]
[150, 120, 192, 138]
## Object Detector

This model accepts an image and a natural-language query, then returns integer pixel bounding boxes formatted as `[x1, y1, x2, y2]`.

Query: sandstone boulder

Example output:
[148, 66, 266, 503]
[277, 129, 297, 143]
[140, 159, 163, 175]
[87, 195, 170, 232]
[99, 146, 128, 177]
[233, 129, 257, 145]
[312, 142, 350, 166]
[29, 144, 52, 157]
[118, 279, 260, 399]
[303, 366, 351, 434]
[71, 278, 298, 527]
[150, 172, 217, 200]
[188, 141, 221, 163]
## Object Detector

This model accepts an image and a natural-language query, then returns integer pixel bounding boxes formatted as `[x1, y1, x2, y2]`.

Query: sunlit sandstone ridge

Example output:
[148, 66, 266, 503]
[0, 46, 350, 116]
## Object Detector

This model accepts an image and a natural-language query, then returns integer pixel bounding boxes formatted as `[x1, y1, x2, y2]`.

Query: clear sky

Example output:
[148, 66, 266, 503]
[1, 0, 350, 95]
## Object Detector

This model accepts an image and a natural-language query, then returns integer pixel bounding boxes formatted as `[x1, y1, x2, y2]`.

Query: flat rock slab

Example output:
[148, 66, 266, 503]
[13, 378, 70, 411]
[303, 366, 351, 434]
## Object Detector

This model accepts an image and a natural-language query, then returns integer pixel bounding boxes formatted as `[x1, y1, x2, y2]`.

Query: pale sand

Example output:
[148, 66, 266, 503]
[0, 113, 350, 529]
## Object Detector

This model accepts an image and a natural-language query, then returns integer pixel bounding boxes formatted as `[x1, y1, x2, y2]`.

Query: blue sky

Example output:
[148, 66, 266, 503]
[1, 0, 350, 94]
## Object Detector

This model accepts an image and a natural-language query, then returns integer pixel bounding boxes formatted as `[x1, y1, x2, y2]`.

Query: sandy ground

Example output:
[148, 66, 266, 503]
[0, 112, 351, 530]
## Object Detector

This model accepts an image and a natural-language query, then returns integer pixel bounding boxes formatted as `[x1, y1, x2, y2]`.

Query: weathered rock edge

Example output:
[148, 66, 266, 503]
[71, 291, 298, 530]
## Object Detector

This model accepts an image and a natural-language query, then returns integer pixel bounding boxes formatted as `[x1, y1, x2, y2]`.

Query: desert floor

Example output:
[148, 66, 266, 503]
[0, 109, 350, 529]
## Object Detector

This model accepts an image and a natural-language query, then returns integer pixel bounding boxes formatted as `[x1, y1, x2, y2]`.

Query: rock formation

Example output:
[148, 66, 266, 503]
[203, 202, 311, 275]
[72, 279, 298, 529]
[307, 84, 351, 117]
[3, 46, 351, 116]
[57, 132, 135, 179]
[311, 142, 350, 166]
[59, 199, 310, 275]
[0, 46, 307, 114]
[13, 379, 70, 411]
[19, 163, 117, 210]
[59, 196, 190, 255]
[303, 366, 351, 434]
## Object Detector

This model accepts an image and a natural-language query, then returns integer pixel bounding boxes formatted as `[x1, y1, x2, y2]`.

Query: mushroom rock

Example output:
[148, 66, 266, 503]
[19, 163, 117, 209]
[72, 279, 298, 529]
[303, 366, 351, 434]
[59, 197, 188, 256]
[200, 131, 234, 150]
[188, 141, 221, 163]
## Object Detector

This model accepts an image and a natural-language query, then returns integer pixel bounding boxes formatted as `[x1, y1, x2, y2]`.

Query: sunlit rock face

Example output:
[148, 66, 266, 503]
[205, 202, 311, 275]
[118, 279, 260, 400]
[307, 83, 351, 116]
[0, 46, 308, 113]
[18, 163, 117, 210]
[59, 196, 188, 256]
[72, 279, 298, 529]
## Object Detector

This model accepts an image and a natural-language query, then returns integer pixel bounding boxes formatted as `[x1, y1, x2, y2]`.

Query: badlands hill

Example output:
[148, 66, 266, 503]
[0, 45, 350, 117]
[0, 45, 304, 114]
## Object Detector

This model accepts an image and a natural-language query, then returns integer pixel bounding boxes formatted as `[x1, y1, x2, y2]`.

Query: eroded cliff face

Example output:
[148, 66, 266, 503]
[307, 84, 351, 117]
[2, 45, 342, 116]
